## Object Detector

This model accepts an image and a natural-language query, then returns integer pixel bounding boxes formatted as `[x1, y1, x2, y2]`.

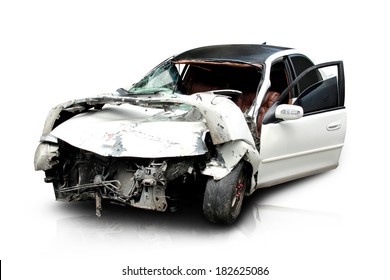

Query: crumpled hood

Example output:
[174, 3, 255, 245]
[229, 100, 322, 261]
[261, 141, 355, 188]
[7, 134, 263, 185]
[51, 104, 209, 158]
[46, 92, 256, 160]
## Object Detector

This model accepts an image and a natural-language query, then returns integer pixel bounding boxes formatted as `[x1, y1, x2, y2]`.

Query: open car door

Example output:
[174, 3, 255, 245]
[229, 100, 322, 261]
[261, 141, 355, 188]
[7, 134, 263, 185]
[257, 61, 346, 188]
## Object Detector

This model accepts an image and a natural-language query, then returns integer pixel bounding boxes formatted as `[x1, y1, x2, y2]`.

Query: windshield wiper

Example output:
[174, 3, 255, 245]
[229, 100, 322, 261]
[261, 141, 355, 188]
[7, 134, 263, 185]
[117, 87, 174, 96]
[116, 88, 131, 96]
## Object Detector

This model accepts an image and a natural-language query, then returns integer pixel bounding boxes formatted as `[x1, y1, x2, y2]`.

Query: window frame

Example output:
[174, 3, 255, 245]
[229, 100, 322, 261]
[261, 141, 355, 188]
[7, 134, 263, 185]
[279, 60, 345, 116]
[287, 54, 322, 98]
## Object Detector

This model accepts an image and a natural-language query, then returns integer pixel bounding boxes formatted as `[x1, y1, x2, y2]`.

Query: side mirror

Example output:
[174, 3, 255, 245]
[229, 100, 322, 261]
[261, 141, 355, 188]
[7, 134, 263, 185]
[275, 104, 303, 121]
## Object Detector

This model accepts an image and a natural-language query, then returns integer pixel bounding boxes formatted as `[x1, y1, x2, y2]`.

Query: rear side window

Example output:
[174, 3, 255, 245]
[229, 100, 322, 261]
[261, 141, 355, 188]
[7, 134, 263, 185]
[290, 55, 322, 96]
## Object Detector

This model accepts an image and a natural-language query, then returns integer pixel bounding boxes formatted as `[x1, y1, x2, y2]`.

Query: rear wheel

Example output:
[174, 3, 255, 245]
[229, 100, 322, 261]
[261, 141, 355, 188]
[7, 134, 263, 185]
[203, 161, 248, 224]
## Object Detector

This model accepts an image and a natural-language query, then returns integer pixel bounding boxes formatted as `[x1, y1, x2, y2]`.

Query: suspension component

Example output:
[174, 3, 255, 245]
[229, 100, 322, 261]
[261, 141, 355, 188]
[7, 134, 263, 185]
[95, 191, 102, 217]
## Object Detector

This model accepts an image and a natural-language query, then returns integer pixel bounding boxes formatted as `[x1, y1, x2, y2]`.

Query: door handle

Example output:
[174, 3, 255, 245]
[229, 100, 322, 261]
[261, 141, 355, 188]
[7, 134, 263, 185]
[327, 121, 341, 131]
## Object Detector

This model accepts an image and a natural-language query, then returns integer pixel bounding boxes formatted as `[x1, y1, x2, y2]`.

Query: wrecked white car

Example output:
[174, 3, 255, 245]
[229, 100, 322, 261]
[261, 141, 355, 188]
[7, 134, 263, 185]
[34, 44, 346, 224]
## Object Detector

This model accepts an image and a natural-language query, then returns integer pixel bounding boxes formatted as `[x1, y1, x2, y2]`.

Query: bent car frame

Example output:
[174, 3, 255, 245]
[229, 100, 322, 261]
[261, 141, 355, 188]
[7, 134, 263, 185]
[34, 44, 346, 224]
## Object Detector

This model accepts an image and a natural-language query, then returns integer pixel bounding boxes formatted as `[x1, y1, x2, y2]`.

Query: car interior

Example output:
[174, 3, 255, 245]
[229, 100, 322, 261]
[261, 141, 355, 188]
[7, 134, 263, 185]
[177, 61, 294, 137]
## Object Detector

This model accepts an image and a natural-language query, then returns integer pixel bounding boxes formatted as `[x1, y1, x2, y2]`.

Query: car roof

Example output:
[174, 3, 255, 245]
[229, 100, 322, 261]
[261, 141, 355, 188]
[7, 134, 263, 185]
[173, 44, 291, 65]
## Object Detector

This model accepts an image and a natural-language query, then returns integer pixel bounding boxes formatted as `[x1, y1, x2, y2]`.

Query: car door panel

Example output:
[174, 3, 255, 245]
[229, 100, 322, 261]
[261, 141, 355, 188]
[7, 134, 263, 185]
[256, 61, 346, 188]
[257, 108, 346, 188]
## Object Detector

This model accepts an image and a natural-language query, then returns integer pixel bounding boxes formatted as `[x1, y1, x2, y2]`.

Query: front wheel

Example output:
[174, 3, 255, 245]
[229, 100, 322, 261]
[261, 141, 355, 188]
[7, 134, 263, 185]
[203, 161, 249, 224]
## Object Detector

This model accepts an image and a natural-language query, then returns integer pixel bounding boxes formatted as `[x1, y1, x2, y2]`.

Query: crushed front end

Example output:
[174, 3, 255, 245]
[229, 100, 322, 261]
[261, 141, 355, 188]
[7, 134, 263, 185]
[34, 95, 213, 216]
[36, 139, 207, 216]
[34, 92, 259, 218]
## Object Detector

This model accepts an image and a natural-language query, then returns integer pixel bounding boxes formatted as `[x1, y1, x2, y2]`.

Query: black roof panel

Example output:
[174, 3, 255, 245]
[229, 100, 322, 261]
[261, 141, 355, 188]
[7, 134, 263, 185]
[173, 44, 291, 65]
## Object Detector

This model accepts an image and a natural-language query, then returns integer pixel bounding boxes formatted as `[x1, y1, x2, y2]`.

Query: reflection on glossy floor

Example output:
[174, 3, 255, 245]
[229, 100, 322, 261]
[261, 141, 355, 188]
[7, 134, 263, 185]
[54, 174, 342, 250]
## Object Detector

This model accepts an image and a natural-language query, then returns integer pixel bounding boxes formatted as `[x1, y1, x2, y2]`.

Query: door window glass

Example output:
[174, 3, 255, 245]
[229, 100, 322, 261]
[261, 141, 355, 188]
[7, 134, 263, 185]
[293, 62, 345, 114]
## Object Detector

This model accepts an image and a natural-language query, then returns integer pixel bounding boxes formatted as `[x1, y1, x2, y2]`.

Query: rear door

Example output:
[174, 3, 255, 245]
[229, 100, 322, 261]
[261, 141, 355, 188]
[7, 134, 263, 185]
[257, 61, 346, 188]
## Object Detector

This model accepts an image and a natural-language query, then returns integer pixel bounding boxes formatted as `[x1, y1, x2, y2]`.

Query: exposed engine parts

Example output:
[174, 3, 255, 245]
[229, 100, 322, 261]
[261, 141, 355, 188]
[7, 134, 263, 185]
[45, 141, 203, 217]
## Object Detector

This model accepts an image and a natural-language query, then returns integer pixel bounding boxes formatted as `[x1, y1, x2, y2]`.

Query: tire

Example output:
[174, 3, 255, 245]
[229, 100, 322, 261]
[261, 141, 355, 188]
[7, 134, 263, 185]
[203, 161, 248, 224]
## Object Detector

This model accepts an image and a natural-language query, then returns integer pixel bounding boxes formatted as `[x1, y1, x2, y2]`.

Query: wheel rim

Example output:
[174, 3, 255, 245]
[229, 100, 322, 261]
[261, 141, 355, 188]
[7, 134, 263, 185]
[231, 182, 244, 208]
[231, 170, 246, 215]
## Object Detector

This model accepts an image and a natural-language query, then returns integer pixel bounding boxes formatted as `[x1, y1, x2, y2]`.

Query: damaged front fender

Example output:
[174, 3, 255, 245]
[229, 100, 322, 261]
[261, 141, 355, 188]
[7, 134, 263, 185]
[202, 139, 260, 187]
[167, 93, 260, 188]
[167, 93, 256, 147]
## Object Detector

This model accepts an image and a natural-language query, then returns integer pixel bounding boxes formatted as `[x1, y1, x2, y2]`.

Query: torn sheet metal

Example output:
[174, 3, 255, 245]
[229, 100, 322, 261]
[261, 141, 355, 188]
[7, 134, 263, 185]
[201, 139, 260, 189]
[51, 104, 209, 158]
[168, 93, 257, 146]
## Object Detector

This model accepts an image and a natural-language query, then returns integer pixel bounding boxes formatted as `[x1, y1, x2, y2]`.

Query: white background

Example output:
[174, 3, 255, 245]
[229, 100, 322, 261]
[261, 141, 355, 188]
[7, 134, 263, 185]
[1, 1, 389, 279]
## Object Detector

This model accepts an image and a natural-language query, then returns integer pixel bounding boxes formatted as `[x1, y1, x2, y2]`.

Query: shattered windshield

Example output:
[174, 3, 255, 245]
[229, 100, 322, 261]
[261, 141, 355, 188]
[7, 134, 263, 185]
[119, 58, 263, 106]
[128, 59, 181, 94]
